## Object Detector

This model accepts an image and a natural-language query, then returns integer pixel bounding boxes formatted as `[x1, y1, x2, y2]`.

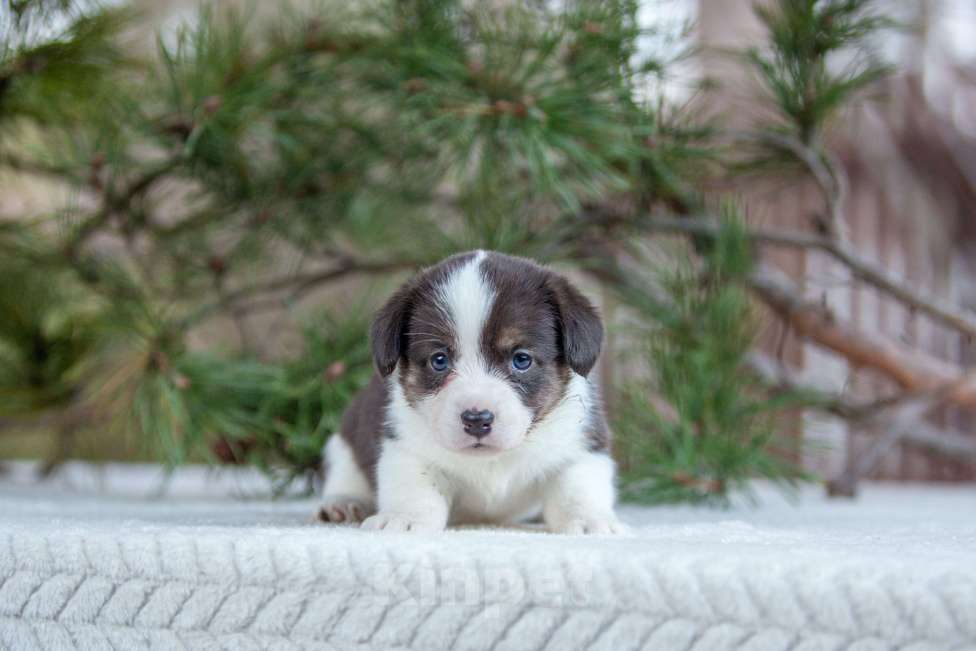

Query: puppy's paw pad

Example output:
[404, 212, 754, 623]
[553, 516, 627, 536]
[361, 512, 442, 532]
[317, 496, 373, 524]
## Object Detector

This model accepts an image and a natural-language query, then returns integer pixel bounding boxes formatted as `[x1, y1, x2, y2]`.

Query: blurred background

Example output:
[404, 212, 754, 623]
[1, 0, 975, 504]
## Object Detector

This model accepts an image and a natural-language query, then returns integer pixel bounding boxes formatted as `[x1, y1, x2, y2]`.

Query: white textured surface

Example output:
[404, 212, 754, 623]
[0, 462, 974, 650]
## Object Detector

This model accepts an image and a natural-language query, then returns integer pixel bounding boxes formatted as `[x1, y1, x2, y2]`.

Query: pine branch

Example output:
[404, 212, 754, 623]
[614, 215, 812, 505]
[2, 0, 939, 491]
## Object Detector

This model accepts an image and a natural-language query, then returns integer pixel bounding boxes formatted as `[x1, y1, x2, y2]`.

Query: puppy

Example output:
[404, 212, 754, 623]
[318, 251, 622, 534]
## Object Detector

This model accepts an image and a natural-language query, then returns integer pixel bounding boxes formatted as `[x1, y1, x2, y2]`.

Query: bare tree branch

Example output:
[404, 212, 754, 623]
[827, 393, 947, 497]
[747, 351, 976, 496]
[749, 263, 976, 407]
[900, 423, 976, 460]
[638, 215, 976, 340]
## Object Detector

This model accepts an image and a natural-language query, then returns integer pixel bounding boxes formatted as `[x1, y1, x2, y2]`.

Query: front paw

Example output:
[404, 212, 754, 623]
[551, 514, 626, 535]
[361, 512, 445, 532]
[317, 495, 375, 524]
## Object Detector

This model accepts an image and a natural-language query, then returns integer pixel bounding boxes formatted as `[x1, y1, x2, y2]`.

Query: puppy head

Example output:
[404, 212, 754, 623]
[371, 251, 602, 454]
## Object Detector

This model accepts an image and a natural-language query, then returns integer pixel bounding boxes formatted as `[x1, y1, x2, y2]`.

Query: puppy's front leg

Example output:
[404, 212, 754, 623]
[361, 446, 450, 532]
[543, 452, 625, 535]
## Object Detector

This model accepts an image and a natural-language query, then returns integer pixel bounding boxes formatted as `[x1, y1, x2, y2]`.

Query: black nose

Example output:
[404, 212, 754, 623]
[461, 409, 494, 438]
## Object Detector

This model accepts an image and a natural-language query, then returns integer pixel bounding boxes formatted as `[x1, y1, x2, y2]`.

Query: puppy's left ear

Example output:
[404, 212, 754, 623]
[547, 273, 603, 377]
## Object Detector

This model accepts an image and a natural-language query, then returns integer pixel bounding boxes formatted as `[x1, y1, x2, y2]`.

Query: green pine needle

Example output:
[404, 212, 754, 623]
[615, 214, 814, 506]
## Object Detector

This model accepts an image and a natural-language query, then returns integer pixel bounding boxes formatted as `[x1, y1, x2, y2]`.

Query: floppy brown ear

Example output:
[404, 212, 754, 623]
[369, 282, 414, 377]
[547, 273, 603, 377]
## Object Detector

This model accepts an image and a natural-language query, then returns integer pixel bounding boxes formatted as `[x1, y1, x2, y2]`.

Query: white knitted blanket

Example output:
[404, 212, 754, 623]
[0, 462, 974, 651]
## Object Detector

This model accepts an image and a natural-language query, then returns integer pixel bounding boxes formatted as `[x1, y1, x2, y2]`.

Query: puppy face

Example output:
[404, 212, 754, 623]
[371, 251, 602, 455]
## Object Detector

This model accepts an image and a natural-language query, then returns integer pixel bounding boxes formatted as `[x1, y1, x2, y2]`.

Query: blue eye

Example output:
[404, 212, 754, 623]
[512, 351, 533, 371]
[430, 352, 450, 372]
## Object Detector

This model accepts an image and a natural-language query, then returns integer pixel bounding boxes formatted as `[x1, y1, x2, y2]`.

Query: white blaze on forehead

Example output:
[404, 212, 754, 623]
[437, 251, 493, 369]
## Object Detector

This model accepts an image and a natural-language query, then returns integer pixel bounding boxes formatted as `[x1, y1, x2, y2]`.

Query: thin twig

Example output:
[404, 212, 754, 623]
[730, 130, 848, 242]
[747, 351, 976, 489]
[0, 154, 78, 180]
[63, 158, 181, 258]
[829, 390, 956, 497]
[211, 271, 254, 352]
[181, 257, 414, 327]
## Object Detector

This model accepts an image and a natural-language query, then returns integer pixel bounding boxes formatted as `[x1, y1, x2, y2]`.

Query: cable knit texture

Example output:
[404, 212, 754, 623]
[0, 463, 974, 650]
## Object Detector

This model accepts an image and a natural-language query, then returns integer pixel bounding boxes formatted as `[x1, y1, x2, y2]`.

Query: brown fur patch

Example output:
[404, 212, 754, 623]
[338, 374, 389, 488]
[480, 253, 601, 425]
[495, 326, 523, 352]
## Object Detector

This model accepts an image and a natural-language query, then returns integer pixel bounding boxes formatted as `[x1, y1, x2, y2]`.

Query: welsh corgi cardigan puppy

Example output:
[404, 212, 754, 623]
[318, 251, 622, 534]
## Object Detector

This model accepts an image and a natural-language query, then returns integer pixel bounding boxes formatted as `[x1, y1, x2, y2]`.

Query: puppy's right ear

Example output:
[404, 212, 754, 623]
[370, 283, 414, 377]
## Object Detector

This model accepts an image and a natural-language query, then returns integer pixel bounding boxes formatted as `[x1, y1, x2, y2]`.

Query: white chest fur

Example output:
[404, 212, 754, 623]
[383, 374, 595, 525]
